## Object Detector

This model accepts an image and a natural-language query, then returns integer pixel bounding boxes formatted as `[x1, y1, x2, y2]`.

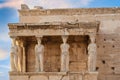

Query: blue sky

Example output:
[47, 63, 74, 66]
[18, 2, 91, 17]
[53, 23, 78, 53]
[0, 0, 120, 80]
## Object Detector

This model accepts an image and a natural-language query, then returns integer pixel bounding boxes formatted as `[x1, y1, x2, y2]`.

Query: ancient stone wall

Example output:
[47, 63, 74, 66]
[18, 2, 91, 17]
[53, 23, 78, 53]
[10, 72, 98, 80]
[96, 34, 120, 80]
[68, 36, 88, 72]
[96, 21, 120, 80]
[10, 73, 69, 80]
[19, 8, 120, 23]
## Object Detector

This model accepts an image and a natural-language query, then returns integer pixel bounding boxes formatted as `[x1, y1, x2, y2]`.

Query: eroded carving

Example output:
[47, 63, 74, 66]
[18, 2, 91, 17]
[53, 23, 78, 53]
[21, 4, 29, 10]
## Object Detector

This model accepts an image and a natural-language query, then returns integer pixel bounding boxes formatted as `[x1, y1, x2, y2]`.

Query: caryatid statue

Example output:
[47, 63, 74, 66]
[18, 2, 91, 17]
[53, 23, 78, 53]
[35, 36, 44, 72]
[60, 35, 70, 72]
[10, 37, 18, 72]
[88, 35, 97, 72]
[16, 39, 23, 72]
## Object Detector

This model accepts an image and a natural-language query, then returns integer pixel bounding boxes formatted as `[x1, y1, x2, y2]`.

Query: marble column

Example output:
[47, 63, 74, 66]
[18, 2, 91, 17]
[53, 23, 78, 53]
[35, 36, 44, 72]
[60, 35, 70, 72]
[88, 35, 97, 72]
[10, 36, 18, 72]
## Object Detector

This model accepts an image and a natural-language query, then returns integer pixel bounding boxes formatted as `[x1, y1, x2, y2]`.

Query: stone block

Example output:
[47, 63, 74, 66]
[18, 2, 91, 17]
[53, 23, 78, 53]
[69, 74, 82, 80]
[114, 67, 120, 74]
[106, 75, 120, 80]
[84, 72, 98, 80]
[70, 62, 86, 72]
[62, 76, 69, 80]
[10, 75, 28, 80]
[97, 75, 106, 80]
[30, 75, 48, 80]
[49, 75, 62, 80]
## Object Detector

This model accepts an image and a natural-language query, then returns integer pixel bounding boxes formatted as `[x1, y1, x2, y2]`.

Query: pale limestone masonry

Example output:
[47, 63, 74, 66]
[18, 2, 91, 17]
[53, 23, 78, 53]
[8, 4, 120, 80]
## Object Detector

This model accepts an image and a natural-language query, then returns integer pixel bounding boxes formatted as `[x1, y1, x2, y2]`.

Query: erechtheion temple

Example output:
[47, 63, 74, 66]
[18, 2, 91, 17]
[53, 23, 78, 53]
[8, 4, 120, 80]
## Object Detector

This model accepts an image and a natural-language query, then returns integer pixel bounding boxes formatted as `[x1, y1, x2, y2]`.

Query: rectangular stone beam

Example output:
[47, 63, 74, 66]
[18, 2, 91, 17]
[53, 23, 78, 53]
[8, 22, 99, 37]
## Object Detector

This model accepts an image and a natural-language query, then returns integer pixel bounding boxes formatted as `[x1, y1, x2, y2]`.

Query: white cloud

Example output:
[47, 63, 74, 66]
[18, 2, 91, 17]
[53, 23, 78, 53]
[24, 0, 72, 9]
[0, 0, 94, 9]
[0, 49, 9, 60]
[24, 0, 94, 8]
[0, 0, 24, 9]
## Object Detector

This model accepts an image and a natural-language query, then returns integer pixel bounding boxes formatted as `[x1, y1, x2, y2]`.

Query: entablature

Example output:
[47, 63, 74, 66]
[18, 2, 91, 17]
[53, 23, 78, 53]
[8, 21, 100, 37]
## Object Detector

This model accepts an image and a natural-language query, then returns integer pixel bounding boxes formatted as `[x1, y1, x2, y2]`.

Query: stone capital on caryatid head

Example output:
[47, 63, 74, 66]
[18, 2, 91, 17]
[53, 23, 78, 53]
[19, 39, 26, 47]
[61, 35, 69, 44]
[10, 36, 18, 46]
[89, 34, 96, 43]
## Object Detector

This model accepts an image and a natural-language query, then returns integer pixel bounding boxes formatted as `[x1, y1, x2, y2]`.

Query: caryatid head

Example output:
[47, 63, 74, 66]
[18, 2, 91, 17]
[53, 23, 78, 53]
[89, 35, 96, 43]
[36, 36, 43, 45]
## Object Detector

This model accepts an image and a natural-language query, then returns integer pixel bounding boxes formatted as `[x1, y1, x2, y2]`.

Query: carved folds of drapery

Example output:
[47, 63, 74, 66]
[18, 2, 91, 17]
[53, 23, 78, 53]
[10, 36, 26, 72]
[10, 36, 18, 72]
[18, 38, 26, 72]
[60, 35, 70, 72]
[35, 36, 44, 72]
